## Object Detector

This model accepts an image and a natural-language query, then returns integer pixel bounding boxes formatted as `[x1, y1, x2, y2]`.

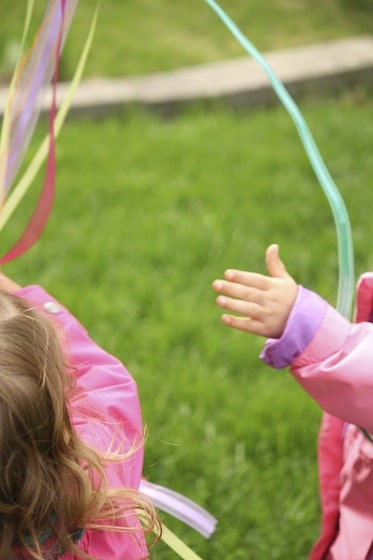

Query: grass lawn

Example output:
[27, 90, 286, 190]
[0, 1, 372, 79]
[1, 1, 373, 557]
[2, 89, 373, 558]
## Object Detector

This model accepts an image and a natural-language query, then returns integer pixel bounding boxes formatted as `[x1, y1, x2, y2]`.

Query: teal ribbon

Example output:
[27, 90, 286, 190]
[204, 0, 355, 319]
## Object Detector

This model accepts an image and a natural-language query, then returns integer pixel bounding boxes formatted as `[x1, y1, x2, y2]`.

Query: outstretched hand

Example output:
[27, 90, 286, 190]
[212, 244, 297, 339]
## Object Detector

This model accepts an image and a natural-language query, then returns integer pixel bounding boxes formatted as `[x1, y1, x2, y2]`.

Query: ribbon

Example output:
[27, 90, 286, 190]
[0, 0, 97, 263]
[140, 480, 217, 538]
[0, 1, 65, 263]
[203, 0, 355, 319]
[0, 3, 98, 241]
[161, 524, 207, 560]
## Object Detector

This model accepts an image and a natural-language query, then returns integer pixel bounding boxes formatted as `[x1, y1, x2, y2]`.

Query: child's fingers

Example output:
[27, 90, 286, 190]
[213, 279, 267, 306]
[221, 313, 264, 335]
[223, 269, 271, 290]
[215, 294, 262, 319]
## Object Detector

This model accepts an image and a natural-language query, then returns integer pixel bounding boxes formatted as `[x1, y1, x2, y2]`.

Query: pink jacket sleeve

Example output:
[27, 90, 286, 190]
[15, 284, 144, 486]
[261, 276, 373, 433]
[290, 304, 373, 432]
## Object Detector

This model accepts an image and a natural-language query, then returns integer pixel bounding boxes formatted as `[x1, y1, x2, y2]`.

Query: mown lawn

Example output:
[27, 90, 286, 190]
[2, 89, 373, 558]
[1, 1, 372, 558]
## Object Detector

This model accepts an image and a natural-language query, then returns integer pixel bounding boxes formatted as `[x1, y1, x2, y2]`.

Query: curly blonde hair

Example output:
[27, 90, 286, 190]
[0, 290, 160, 559]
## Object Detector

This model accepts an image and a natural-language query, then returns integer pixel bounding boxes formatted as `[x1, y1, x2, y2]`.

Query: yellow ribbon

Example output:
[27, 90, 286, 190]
[160, 524, 206, 560]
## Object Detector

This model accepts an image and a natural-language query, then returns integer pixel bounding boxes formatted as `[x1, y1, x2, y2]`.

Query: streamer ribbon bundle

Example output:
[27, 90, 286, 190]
[0, 0, 96, 263]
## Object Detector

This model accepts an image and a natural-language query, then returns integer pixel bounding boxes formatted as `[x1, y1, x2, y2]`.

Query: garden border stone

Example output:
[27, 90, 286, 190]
[0, 36, 373, 118]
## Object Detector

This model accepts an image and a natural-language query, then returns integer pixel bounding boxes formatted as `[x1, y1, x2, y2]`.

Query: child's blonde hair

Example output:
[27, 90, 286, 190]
[0, 290, 160, 559]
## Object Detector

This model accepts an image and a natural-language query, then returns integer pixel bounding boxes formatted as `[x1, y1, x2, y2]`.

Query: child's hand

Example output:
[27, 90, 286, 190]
[212, 244, 297, 338]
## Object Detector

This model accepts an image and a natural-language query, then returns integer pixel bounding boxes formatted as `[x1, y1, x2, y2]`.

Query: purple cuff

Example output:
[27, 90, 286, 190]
[260, 285, 328, 369]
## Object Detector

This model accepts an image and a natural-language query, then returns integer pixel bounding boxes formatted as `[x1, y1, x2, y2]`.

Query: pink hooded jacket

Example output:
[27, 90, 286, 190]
[261, 273, 373, 560]
[16, 285, 148, 560]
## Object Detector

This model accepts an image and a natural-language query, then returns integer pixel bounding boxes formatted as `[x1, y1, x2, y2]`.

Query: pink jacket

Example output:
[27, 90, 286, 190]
[16, 285, 148, 560]
[261, 274, 373, 560]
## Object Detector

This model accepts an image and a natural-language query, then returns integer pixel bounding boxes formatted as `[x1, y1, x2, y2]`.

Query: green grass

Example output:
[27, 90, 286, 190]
[0, 0, 372, 79]
[2, 90, 373, 558]
[1, 2, 372, 558]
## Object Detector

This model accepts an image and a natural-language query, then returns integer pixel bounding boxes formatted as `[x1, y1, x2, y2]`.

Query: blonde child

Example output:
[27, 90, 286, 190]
[0, 273, 160, 559]
[213, 244, 373, 560]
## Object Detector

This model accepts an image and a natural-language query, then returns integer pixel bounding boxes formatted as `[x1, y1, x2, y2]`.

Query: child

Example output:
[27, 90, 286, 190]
[0, 272, 160, 559]
[213, 244, 373, 560]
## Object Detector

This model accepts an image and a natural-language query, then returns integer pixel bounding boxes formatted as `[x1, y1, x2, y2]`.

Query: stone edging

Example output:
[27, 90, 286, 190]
[0, 36, 372, 119]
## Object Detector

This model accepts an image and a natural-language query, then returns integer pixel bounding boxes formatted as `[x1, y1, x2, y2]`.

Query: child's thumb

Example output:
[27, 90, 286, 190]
[265, 244, 291, 279]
